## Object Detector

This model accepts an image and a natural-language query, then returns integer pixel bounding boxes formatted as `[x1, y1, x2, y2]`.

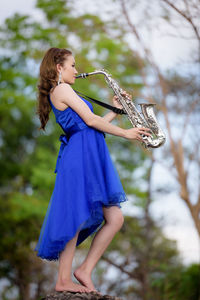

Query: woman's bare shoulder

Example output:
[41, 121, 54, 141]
[50, 84, 71, 111]
[51, 83, 72, 95]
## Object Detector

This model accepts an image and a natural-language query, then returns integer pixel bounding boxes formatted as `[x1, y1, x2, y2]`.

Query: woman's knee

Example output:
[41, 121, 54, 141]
[103, 206, 124, 230]
[115, 213, 124, 230]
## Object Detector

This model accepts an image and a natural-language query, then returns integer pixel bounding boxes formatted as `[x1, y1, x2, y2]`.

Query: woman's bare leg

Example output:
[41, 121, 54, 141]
[55, 230, 92, 293]
[74, 206, 124, 290]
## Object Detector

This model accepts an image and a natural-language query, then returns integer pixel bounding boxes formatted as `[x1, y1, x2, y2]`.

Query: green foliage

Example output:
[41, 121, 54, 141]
[151, 264, 200, 300]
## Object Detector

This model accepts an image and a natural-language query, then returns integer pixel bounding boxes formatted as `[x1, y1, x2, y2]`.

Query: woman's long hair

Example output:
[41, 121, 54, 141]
[36, 47, 72, 131]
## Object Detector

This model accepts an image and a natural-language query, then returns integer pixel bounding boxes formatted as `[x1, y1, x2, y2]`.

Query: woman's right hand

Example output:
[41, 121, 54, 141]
[124, 127, 152, 142]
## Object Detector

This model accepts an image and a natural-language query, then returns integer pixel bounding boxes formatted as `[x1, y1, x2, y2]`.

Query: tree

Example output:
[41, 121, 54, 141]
[66, 0, 200, 237]
[116, 0, 200, 237]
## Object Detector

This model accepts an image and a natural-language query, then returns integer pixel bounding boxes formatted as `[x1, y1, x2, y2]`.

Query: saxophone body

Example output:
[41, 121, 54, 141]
[76, 69, 166, 149]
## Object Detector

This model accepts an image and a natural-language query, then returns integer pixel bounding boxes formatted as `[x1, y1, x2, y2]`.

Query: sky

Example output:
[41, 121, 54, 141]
[0, 0, 199, 264]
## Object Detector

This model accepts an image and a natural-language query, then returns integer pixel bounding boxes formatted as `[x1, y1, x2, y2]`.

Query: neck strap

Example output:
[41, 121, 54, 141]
[73, 89, 127, 115]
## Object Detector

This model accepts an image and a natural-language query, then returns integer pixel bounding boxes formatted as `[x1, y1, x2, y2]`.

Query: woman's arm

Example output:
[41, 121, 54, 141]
[102, 93, 127, 122]
[102, 111, 117, 123]
[102, 94, 128, 122]
[52, 84, 151, 141]
[52, 83, 125, 138]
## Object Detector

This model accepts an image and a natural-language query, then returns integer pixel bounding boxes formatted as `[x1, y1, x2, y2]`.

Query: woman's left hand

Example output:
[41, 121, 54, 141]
[112, 90, 132, 109]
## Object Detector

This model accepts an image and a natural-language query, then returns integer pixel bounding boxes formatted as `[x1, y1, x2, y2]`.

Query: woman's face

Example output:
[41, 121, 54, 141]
[57, 55, 78, 85]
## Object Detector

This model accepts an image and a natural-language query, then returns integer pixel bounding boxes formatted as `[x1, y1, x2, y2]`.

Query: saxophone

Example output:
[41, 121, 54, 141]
[76, 69, 166, 149]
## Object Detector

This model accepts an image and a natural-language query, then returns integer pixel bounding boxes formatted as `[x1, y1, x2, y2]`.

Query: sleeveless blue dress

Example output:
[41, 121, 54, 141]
[34, 92, 128, 261]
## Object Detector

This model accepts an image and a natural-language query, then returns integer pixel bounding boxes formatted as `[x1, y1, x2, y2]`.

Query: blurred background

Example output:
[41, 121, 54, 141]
[0, 0, 200, 299]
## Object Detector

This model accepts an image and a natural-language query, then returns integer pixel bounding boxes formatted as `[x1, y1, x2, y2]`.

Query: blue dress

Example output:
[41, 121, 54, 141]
[34, 92, 128, 261]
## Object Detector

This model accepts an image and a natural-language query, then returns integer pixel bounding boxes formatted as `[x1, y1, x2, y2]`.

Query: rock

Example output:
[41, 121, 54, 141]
[41, 291, 123, 300]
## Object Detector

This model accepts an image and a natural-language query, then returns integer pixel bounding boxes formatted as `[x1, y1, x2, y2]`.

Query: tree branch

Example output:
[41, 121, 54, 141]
[161, 0, 200, 41]
[102, 255, 137, 279]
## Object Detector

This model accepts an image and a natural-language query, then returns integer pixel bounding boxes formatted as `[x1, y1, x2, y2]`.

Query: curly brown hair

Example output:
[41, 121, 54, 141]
[36, 47, 72, 131]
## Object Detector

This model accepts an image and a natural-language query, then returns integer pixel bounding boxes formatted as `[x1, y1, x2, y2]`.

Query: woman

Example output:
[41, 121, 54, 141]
[34, 47, 151, 294]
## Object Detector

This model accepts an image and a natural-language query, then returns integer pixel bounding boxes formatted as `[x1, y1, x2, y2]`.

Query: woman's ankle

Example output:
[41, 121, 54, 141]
[57, 275, 72, 285]
[75, 263, 93, 276]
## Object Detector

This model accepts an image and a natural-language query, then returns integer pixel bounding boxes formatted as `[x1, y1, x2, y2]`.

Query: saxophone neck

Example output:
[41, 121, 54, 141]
[76, 69, 110, 79]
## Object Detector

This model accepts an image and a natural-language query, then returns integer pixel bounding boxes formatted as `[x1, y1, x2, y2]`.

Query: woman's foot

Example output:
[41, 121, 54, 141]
[55, 280, 92, 293]
[74, 267, 101, 294]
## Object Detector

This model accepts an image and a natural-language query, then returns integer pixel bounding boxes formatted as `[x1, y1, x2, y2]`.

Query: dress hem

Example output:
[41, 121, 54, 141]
[34, 192, 128, 262]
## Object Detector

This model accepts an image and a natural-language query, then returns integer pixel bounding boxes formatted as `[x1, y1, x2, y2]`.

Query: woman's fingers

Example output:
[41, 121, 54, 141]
[138, 130, 152, 137]
[137, 135, 143, 142]
[126, 127, 152, 141]
[113, 95, 120, 102]
[114, 91, 132, 101]
[140, 132, 152, 137]
[139, 127, 151, 131]
[123, 91, 132, 99]
[138, 134, 144, 142]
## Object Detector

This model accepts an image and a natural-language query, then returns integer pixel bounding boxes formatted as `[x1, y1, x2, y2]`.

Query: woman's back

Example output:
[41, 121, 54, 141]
[48, 91, 93, 135]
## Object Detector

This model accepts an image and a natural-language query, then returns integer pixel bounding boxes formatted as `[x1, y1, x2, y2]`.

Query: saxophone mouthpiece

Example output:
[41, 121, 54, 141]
[76, 73, 89, 79]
